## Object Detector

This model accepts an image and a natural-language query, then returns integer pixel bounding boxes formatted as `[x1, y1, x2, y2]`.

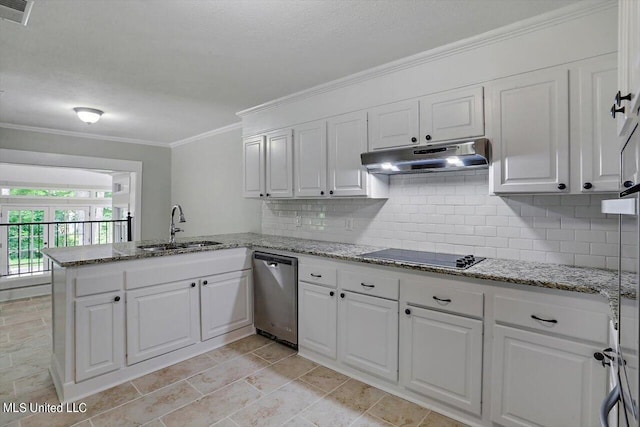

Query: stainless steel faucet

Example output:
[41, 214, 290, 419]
[169, 204, 186, 244]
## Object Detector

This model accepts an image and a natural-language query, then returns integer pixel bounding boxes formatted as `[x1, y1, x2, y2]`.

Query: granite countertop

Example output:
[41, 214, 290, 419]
[42, 232, 635, 309]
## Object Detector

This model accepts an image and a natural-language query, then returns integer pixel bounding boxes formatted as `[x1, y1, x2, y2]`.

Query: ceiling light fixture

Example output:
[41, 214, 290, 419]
[73, 107, 103, 124]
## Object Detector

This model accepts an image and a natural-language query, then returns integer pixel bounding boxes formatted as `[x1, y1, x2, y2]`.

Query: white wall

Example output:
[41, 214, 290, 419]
[262, 171, 638, 272]
[171, 128, 262, 237]
[0, 127, 171, 240]
[0, 163, 112, 188]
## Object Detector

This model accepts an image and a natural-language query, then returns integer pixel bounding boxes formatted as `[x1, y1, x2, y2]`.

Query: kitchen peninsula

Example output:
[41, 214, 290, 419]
[43, 232, 633, 427]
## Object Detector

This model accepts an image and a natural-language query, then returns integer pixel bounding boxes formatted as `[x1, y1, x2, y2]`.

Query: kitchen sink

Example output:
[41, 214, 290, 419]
[138, 240, 222, 252]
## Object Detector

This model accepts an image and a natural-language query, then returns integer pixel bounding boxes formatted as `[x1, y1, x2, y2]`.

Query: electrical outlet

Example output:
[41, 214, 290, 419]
[295, 216, 302, 227]
[345, 217, 354, 231]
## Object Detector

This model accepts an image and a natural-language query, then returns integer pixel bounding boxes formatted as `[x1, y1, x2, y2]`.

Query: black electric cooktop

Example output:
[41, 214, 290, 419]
[358, 248, 484, 269]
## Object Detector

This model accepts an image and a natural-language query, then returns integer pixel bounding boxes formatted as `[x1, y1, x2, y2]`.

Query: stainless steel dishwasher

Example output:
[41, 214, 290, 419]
[253, 252, 298, 347]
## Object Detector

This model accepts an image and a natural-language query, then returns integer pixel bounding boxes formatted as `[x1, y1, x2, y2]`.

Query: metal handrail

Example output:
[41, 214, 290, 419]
[1, 213, 133, 278]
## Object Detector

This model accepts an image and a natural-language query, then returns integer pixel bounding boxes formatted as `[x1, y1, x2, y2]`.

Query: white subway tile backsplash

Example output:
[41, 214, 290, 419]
[261, 171, 636, 271]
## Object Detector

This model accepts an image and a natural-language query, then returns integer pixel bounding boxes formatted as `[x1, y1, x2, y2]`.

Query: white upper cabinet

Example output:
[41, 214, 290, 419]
[571, 55, 620, 193]
[294, 120, 327, 198]
[242, 135, 265, 198]
[328, 111, 370, 197]
[420, 86, 485, 144]
[489, 68, 570, 194]
[368, 99, 420, 151]
[616, 0, 640, 137]
[265, 128, 294, 198]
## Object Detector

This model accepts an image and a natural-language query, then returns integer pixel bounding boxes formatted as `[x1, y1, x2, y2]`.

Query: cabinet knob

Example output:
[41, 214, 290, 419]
[616, 90, 632, 106]
[330, 291, 335, 296]
[557, 183, 566, 190]
[611, 104, 625, 118]
[320, 191, 324, 195]
[191, 282, 196, 287]
[266, 193, 270, 197]
[405, 308, 411, 315]
[329, 190, 334, 195]
[340, 293, 345, 299]
[624, 180, 634, 188]
[583, 182, 593, 190]
[425, 134, 432, 141]
[411, 137, 417, 143]
[114, 296, 121, 302]
[259, 193, 264, 197]
[203, 280, 208, 285]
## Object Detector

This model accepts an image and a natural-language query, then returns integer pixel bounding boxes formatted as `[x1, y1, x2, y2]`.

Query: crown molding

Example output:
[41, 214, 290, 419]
[0, 122, 169, 147]
[236, 1, 615, 118]
[169, 122, 242, 148]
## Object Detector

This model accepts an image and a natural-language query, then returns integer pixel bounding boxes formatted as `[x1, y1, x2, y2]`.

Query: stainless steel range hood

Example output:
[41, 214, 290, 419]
[361, 138, 490, 174]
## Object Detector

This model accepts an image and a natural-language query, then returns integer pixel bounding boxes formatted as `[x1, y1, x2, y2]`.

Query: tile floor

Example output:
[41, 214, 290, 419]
[0, 296, 468, 427]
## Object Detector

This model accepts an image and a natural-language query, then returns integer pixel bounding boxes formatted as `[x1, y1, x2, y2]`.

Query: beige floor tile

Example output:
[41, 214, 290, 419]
[351, 413, 395, 427]
[0, 353, 11, 369]
[132, 354, 216, 394]
[245, 355, 317, 393]
[10, 348, 50, 368]
[369, 395, 430, 427]
[252, 342, 296, 364]
[0, 318, 46, 335]
[212, 419, 239, 427]
[13, 370, 52, 398]
[0, 361, 49, 383]
[419, 413, 468, 427]
[1, 311, 48, 327]
[91, 380, 200, 427]
[282, 416, 316, 427]
[188, 354, 269, 395]
[71, 421, 93, 427]
[162, 380, 262, 427]
[1, 420, 20, 427]
[301, 379, 387, 427]
[140, 420, 165, 427]
[0, 332, 51, 353]
[205, 334, 272, 364]
[299, 366, 349, 393]
[231, 379, 324, 427]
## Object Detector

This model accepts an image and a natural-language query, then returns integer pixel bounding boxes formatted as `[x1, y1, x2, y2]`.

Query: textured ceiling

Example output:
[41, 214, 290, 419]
[0, 0, 584, 145]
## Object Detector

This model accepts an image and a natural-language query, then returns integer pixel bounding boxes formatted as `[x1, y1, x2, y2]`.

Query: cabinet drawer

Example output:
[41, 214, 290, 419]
[76, 272, 124, 297]
[299, 264, 337, 288]
[405, 284, 483, 319]
[494, 295, 608, 343]
[340, 270, 399, 300]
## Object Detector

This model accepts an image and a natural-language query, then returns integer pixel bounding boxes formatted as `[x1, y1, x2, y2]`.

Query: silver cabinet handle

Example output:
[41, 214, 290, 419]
[531, 314, 557, 324]
[361, 283, 375, 288]
[432, 296, 451, 304]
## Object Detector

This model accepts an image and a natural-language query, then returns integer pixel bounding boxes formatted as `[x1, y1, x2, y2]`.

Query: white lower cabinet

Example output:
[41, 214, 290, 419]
[126, 280, 200, 365]
[75, 291, 125, 381]
[200, 270, 252, 341]
[338, 291, 398, 382]
[491, 325, 606, 427]
[400, 305, 483, 415]
[298, 281, 338, 359]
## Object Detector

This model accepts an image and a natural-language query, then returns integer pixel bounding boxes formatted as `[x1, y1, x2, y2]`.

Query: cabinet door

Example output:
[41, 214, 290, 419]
[265, 129, 294, 198]
[126, 280, 199, 365]
[368, 99, 419, 151]
[243, 135, 265, 198]
[491, 325, 606, 427]
[338, 291, 398, 382]
[617, 0, 640, 137]
[573, 57, 620, 193]
[298, 281, 337, 359]
[328, 111, 368, 197]
[75, 292, 124, 381]
[294, 120, 327, 198]
[201, 270, 252, 341]
[420, 86, 484, 144]
[400, 305, 483, 415]
[489, 68, 570, 193]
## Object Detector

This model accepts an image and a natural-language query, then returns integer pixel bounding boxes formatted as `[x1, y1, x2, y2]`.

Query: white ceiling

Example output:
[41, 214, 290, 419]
[0, 0, 585, 146]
